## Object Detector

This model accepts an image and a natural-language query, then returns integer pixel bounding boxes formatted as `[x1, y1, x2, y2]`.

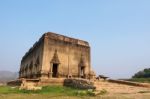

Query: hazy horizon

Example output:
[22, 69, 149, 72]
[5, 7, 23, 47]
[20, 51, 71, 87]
[0, 0, 150, 79]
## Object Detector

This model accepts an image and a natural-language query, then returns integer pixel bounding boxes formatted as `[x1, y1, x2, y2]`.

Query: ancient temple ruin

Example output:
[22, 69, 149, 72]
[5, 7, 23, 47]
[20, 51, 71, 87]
[19, 32, 92, 79]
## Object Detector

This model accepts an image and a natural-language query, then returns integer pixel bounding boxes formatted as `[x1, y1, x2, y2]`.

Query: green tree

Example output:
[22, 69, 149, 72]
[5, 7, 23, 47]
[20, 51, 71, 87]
[132, 68, 150, 78]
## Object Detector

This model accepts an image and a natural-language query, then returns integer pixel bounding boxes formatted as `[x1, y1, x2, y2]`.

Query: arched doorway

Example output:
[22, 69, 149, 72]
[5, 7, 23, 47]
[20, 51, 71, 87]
[50, 50, 60, 78]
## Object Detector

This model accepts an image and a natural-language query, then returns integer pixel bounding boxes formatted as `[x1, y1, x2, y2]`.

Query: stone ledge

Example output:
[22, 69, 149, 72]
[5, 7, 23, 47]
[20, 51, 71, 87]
[108, 79, 150, 88]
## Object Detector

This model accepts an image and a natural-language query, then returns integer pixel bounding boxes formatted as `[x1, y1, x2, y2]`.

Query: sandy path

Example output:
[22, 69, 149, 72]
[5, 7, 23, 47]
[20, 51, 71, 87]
[94, 81, 150, 94]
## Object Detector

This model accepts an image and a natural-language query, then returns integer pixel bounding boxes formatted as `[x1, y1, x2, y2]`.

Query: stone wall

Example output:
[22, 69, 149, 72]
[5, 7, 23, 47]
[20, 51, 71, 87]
[19, 32, 92, 79]
[38, 78, 65, 86]
[42, 32, 91, 78]
[64, 78, 96, 90]
[7, 79, 22, 86]
[19, 39, 44, 78]
[8, 78, 95, 90]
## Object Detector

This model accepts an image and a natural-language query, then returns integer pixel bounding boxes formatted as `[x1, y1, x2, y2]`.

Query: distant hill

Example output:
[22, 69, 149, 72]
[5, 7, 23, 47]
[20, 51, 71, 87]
[0, 71, 18, 83]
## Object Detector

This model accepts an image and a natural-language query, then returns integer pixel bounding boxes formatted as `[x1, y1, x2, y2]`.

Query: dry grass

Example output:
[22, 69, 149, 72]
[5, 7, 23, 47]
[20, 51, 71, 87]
[1, 93, 150, 99]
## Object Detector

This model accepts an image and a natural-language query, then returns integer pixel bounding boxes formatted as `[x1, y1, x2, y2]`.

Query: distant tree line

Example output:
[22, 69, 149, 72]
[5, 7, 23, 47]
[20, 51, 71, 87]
[133, 68, 150, 78]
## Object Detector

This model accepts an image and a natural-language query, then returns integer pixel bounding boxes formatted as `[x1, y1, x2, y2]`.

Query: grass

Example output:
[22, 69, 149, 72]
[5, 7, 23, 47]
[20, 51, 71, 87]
[0, 85, 110, 99]
[0, 85, 109, 96]
[0, 86, 20, 94]
[0, 85, 98, 96]
[138, 90, 150, 93]
[0, 85, 150, 99]
[127, 78, 150, 83]
[0, 85, 112, 99]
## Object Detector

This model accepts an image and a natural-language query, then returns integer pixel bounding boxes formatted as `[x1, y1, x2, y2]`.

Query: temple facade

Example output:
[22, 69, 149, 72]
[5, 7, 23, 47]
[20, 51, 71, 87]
[19, 32, 92, 79]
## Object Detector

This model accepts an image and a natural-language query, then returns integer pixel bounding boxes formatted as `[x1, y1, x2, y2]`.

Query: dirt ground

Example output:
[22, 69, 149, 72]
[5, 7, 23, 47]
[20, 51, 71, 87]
[94, 80, 150, 94]
[93, 80, 150, 99]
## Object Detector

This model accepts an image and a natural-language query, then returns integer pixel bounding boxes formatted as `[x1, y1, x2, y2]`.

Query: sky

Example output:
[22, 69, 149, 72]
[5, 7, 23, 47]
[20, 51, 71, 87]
[0, 0, 150, 79]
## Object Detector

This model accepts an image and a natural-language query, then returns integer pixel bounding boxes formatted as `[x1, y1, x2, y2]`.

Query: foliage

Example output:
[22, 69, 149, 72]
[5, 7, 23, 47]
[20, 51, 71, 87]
[132, 68, 150, 78]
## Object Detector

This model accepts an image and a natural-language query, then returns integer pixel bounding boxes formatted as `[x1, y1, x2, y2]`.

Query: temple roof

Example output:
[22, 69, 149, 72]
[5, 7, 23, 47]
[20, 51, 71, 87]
[44, 32, 89, 47]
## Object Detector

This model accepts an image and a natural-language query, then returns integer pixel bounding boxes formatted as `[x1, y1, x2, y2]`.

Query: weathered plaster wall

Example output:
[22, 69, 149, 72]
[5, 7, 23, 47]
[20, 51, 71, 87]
[42, 33, 91, 78]
[20, 38, 44, 78]
[20, 32, 91, 79]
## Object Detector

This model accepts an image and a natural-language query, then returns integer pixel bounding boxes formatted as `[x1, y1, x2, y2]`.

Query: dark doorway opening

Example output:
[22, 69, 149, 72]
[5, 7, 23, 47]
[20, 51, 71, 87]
[80, 67, 85, 78]
[52, 64, 58, 77]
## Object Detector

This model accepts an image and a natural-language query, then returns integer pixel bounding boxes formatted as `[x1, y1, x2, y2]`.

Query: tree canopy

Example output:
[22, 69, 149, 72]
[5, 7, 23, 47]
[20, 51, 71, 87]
[133, 68, 150, 78]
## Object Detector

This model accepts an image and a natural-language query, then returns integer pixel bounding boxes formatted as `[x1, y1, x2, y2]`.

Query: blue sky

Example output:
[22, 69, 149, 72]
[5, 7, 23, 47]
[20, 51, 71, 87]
[0, 0, 150, 78]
